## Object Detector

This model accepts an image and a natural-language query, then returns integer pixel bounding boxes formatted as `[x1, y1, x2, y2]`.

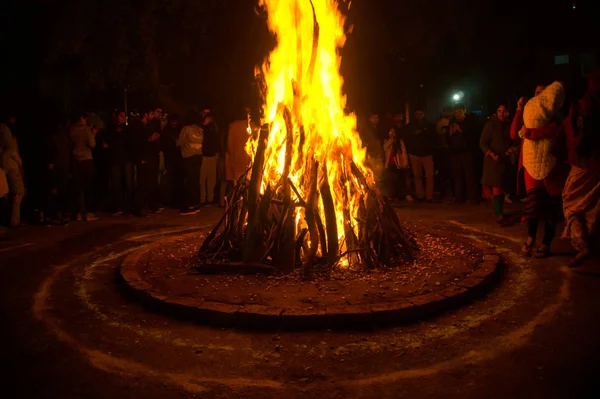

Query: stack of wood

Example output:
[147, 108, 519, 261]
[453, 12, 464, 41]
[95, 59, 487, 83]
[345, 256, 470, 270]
[197, 121, 416, 276]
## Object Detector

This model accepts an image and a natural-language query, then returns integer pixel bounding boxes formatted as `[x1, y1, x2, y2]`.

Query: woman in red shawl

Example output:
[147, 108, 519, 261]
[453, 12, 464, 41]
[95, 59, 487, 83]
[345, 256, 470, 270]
[561, 70, 600, 267]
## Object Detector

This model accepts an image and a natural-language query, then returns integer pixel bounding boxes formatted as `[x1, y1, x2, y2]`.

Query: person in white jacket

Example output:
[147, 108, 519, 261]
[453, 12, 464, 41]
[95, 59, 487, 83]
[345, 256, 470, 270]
[177, 111, 204, 214]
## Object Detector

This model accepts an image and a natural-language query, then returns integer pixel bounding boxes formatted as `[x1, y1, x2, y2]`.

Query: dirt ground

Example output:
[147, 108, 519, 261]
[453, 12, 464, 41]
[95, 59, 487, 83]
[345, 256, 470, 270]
[1, 204, 599, 399]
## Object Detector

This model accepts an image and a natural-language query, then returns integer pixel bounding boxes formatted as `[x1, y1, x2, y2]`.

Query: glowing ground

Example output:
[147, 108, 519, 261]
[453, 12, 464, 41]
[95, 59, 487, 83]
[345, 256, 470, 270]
[1, 204, 599, 398]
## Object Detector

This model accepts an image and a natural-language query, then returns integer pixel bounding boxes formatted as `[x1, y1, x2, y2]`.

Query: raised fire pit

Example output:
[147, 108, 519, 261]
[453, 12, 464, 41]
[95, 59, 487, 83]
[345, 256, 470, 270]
[119, 225, 501, 329]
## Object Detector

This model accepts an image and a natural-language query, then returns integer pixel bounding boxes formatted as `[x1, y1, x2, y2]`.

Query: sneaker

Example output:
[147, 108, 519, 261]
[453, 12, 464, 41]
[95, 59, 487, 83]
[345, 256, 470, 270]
[405, 195, 414, 202]
[83, 213, 98, 221]
[180, 207, 198, 216]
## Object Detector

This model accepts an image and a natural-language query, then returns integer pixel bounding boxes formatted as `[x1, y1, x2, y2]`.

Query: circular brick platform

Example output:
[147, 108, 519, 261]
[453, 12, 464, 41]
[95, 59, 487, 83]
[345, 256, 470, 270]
[119, 231, 501, 330]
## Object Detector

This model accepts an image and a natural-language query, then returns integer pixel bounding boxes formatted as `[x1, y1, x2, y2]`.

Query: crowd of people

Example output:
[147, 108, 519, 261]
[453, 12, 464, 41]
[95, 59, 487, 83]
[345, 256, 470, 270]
[360, 71, 600, 267]
[0, 106, 251, 226]
[1, 71, 598, 267]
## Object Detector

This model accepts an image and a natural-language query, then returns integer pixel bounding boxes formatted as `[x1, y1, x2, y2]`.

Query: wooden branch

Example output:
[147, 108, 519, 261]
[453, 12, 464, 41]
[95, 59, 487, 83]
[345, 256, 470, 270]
[320, 164, 338, 263]
[294, 228, 309, 267]
[315, 212, 328, 260]
[307, 0, 320, 83]
[281, 105, 294, 188]
[288, 178, 307, 207]
[272, 200, 296, 272]
[243, 123, 268, 262]
[303, 160, 320, 276]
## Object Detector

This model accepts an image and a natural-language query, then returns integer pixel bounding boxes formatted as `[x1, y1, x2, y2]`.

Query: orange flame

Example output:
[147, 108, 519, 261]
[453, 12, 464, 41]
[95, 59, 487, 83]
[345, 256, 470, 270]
[249, 0, 373, 265]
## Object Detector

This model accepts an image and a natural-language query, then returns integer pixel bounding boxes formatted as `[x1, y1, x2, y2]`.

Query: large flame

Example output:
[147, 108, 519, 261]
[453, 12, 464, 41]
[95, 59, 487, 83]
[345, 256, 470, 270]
[248, 0, 373, 264]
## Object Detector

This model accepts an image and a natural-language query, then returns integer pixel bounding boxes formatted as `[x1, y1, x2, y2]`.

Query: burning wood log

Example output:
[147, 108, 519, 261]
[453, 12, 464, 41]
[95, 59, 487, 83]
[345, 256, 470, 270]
[320, 164, 338, 263]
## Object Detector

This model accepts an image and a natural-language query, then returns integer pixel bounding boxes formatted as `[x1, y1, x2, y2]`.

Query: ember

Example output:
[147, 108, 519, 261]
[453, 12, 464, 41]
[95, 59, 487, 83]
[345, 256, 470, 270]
[199, 0, 415, 275]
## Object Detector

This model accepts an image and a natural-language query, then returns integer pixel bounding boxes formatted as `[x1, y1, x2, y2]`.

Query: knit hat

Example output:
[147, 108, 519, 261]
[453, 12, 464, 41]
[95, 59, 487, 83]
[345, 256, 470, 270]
[523, 81, 565, 128]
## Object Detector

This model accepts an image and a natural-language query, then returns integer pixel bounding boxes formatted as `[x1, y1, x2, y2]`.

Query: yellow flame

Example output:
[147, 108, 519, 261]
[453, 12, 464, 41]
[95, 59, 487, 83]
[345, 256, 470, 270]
[249, 0, 373, 261]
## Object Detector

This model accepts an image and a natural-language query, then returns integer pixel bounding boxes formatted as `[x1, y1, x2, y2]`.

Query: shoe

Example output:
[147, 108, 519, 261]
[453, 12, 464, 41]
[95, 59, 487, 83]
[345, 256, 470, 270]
[76, 213, 83, 221]
[405, 195, 414, 202]
[504, 194, 513, 204]
[156, 207, 165, 213]
[180, 208, 198, 216]
[532, 245, 551, 259]
[83, 213, 98, 221]
[568, 248, 591, 268]
[111, 211, 124, 216]
[496, 215, 509, 225]
[521, 241, 534, 257]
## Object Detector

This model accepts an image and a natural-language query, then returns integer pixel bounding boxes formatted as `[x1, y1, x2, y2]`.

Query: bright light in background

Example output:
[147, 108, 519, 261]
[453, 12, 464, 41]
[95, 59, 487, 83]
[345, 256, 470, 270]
[452, 91, 464, 102]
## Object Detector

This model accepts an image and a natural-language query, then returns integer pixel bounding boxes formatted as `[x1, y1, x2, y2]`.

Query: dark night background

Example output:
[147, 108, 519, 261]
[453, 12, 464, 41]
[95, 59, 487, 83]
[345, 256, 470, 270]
[1, 0, 598, 122]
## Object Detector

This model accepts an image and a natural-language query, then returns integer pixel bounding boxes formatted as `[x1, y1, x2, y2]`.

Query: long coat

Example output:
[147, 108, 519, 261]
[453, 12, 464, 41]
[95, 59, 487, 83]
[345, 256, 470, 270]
[225, 120, 250, 181]
[480, 115, 516, 189]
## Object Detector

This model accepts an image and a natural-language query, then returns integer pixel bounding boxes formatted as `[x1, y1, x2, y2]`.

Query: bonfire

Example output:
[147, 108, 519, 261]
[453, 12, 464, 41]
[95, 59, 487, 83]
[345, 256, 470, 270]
[198, 0, 415, 276]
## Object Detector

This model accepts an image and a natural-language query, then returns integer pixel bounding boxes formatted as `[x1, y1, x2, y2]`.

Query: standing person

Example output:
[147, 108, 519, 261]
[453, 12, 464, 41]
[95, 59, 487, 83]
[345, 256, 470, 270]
[199, 108, 219, 206]
[132, 109, 162, 217]
[69, 113, 98, 221]
[510, 87, 546, 200]
[480, 105, 517, 224]
[148, 107, 164, 212]
[448, 104, 478, 203]
[105, 110, 134, 215]
[177, 110, 204, 214]
[0, 121, 26, 227]
[161, 114, 186, 212]
[435, 106, 454, 200]
[360, 111, 385, 179]
[403, 107, 436, 202]
[561, 70, 600, 267]
[383, 127, 410, 202]
[47, 117, 72, 224]
[513, 82, 569, 257]
[225, 109, 251, 193]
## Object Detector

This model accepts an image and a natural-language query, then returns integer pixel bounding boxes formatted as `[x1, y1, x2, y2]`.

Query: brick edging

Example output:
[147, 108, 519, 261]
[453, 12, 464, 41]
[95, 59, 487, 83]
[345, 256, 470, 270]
[118, 232, 501, 330]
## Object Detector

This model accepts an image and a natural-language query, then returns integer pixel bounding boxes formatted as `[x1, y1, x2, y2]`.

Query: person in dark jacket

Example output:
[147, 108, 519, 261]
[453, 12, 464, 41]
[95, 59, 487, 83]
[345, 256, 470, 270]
[403, 108, 437, 201]
[200, 108, 219, 206]
[132, 109, 162, 216]
[46, 117, 72, 224]
[161, 114, 186, 211]
[360, 111, 385, 179]
[480, 104, 518, 223]
[448, 104, 478, 203]
[105, 110, 134, 214]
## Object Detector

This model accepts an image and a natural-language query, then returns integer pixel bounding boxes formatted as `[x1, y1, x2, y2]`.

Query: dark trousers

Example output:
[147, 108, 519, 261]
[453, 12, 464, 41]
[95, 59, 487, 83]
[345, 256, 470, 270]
[450, 152, 477, 202]
[134, 160, 160, 214]
[73, 159, 95, 214]
[45, 168, 70, 218]
[183, 155, 202, 207]
[111, 162, 134, 212]
[434, 149, 452, 198]
[383, 164, 409, 198]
